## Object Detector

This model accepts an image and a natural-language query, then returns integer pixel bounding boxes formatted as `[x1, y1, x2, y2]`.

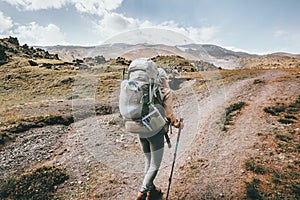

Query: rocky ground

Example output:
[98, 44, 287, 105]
[1, 67, 299, 199]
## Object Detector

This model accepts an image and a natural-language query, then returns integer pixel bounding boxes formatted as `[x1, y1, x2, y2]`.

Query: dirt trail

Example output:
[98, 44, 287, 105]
[166, 70, 299, 199]
[55, 69, 296, 200]
[1, 69, 299, 200]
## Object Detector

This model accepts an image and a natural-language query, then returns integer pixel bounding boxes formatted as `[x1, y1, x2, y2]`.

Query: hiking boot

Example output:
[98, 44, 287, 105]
[135, 191, 147, 200]
[146, 186, 163, 200]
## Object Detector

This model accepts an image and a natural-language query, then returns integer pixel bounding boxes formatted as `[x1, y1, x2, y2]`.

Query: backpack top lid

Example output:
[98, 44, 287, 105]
[128, 58, 159, 83]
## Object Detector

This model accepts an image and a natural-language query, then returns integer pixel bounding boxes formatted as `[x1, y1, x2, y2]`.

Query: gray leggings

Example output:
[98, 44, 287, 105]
[139, 131, 165, 192]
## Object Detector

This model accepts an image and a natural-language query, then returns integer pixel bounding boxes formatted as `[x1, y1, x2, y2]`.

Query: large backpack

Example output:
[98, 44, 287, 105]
[119, 58, 167, 136]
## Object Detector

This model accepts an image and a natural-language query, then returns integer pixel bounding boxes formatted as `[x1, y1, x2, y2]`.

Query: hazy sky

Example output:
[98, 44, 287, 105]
[0, 0, 299, 54]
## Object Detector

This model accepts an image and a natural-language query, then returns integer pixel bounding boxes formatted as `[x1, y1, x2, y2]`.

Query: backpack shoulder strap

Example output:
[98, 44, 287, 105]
[149, 78, 154, 103]
[154, 87, 164, 105]
[122, 67, 126, 80]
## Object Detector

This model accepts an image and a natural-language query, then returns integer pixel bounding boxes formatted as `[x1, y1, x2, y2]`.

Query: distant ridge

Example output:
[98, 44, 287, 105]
[201, 44, 257, 58]
[266, 52, 300, 58]
[40, 43, 257, 69]
[1, 36, 299, 70]
[36, 41, 300, 70]
[42, 43, 255, 60]
[1, 35, 299, 70]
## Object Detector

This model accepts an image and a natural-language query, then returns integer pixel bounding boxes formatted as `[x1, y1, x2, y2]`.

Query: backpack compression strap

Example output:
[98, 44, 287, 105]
[127, 68, 147, 79]
[149, 78, 154, 103]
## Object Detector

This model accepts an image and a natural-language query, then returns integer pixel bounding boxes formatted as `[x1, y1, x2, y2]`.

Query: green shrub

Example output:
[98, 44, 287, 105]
[275, 134, 292, 142]
[245, 178, 263, 200]
[287, 96, 300, 114]
[278, 118, 294, 124]
[225, 101, 246, 116]
[264, 105, 286, 116]
[0, 166, 69, 200]
[5, 114, 74, 133]
[0, 49, 8, 63]
[253, 79, 264, 84]
[221, 101, 245, 130]
[245, 159, 267, 174]
[245, 159, 255, 171]
[254, 165, 267, 175]
[284, 115, 297, 120]
[291, 182, 300, 197]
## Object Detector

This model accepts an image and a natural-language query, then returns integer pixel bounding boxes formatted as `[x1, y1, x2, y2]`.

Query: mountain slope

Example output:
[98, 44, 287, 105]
[43, 43, 257, 69]
[43, 43, 255, 60]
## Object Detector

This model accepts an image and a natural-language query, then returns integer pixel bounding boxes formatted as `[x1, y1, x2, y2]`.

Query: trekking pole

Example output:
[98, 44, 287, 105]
[166, 118, 183, 200]
[122, 67, 125, 80]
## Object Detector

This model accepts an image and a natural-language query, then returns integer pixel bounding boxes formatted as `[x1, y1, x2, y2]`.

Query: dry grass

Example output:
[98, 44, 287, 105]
[0, 165, 69, 200]
[188, 68, 268, 92]
[238, 55, 300, 69]
[0, 61, 76, 109]
[0, 57, 121, 147]
[207, 68, 266, 83]
[244, 96, 300, 199]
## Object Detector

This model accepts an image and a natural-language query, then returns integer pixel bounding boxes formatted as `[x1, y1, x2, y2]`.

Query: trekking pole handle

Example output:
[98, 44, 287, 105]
[174, 118, 183, 153]
[179, 117, 183, 128]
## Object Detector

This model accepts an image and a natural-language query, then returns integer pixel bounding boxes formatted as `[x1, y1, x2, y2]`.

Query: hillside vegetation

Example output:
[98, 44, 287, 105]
[237, 55, 300, 69]
[0, 36, 299, 199]
[0, 37, 215, 148]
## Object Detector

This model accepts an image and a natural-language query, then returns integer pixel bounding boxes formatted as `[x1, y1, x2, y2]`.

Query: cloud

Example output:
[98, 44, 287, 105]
[3, 0, 123, 16]
[274, 30, 289, 38]
[73, 0, 123, 16]
[2, 0, 221, 46]
[94, 12, 220, 45]
[0, 11, 13, 33]
[155, 22, 220, 43]
[93, 12, 152, 40]
[4, 0, 67, 10]
[187, 26, 220, 42]
[13, 22, 66, 45]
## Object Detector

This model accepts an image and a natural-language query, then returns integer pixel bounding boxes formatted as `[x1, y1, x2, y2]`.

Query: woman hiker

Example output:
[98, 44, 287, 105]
[135, 67, 184, 200]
